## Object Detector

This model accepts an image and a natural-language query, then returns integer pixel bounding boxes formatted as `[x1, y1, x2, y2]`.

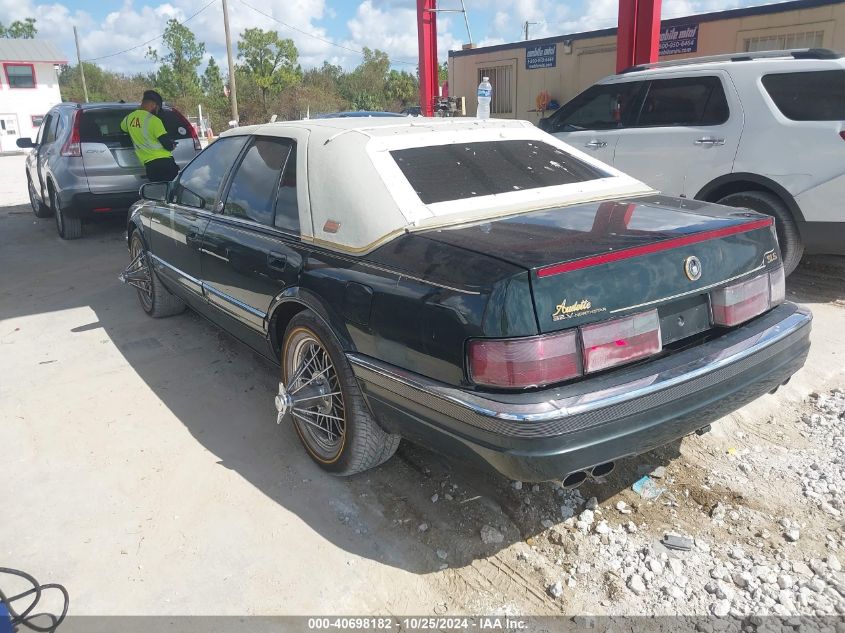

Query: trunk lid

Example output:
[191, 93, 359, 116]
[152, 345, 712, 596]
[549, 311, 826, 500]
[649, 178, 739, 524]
[80, 106, 198, 195]
[417, 194, 779, 333]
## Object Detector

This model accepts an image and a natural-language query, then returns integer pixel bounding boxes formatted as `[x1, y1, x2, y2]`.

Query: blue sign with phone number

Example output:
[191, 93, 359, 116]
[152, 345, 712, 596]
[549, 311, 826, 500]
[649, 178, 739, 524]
[660, 23, 699, 56]
[526, 44, 556, 69]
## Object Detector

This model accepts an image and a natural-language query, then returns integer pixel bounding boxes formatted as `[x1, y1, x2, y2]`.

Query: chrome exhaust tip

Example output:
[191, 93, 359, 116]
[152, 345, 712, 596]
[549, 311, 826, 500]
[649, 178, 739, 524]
[589, 461, 615, 479]
[561, 471, 588, 489]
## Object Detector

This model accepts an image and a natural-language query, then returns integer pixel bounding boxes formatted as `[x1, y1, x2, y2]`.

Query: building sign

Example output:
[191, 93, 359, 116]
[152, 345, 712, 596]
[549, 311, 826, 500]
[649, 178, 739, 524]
[526, 44, 556, 69]
[660, 24, 699, 56]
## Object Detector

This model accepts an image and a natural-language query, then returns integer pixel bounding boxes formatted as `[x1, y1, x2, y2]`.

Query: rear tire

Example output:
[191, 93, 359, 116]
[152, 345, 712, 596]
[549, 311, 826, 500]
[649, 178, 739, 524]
[717, 190, 803, 276]
[51, 187, 82, 240]
[281, 310, 400, 476]
[129, 232, 186, 318]
[28, 175, 51, 218]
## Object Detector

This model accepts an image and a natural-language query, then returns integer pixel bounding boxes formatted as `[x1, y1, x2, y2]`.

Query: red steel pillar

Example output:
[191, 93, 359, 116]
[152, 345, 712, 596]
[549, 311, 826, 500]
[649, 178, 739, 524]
[616, 0, 638, 73]
[616, 0, 662, 72]
[635, 0, 662, 66]
[417, 0, 438, 117]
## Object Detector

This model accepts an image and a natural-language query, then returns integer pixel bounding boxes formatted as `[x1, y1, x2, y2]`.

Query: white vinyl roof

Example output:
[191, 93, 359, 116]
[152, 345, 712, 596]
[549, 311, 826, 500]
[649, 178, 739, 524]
[222, 118, 652, 254]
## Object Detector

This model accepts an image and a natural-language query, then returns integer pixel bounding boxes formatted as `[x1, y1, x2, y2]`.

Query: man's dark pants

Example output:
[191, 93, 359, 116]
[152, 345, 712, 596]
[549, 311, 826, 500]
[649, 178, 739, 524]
[145, 157, 179, 182]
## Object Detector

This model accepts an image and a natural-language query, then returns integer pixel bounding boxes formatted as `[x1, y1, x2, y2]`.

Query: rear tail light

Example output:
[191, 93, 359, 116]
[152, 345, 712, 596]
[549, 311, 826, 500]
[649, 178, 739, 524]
[174, 110, 202, 151]
[60, 109, 82, 157]
[468, 330, 581, 389]
[468, 264, 787, 390]
[581, 309, 662, 374]
[711, 273, 770, 326]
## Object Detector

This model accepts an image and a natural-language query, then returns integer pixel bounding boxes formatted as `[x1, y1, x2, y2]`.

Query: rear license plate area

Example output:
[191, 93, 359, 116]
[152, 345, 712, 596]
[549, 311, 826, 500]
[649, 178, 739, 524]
[658, 294, 711, 345]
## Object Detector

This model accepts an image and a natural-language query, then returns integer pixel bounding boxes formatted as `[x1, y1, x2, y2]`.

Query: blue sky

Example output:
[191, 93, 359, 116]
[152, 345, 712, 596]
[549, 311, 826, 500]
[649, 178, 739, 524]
[1, 0, 791, 73]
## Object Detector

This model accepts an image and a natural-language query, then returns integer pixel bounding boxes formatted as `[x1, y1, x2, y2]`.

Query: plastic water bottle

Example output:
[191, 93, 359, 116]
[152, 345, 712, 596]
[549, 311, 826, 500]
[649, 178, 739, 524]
[477, 76, 492, 119]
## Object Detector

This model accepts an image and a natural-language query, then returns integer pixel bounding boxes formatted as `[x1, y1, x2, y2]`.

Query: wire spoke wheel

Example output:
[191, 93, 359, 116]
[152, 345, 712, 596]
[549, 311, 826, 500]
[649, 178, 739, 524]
[283, 330, 346, 462]
[128, 237, 153, 311]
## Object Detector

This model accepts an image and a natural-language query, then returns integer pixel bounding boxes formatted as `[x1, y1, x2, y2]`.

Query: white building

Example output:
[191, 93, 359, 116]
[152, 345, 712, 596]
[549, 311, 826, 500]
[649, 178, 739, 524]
[0, 39, 66, 153]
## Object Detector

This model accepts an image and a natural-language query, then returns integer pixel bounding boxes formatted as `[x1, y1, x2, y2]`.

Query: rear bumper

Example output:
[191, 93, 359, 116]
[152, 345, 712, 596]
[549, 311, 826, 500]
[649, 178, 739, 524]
[62, 191, 141, 218]
[350, 302, 812, 482]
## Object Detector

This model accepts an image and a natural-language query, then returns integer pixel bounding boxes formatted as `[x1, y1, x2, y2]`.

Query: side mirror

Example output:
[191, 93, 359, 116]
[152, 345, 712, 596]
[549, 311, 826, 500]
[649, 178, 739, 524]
[140, 181, 169, 202]
[16, 137, 35, 149]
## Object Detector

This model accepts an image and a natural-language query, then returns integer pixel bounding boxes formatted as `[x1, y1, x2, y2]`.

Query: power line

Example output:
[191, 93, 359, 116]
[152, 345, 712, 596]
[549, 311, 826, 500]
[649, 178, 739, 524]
[236, 0, 418, 66]
[81, 0, 216, 62]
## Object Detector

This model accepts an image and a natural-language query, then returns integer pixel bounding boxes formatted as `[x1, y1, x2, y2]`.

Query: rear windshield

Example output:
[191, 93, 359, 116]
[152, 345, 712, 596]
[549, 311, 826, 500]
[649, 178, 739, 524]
[390, 140, 609, 204]
[79, 108, 193, 145]
[762, 70, 845, 121]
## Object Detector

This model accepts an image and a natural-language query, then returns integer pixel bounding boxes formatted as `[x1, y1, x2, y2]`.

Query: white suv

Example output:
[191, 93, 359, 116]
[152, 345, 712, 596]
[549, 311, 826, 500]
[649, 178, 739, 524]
[540, 48, 845, 274]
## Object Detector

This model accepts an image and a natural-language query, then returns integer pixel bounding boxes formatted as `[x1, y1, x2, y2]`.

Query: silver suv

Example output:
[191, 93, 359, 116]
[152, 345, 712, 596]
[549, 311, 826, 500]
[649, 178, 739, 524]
[18, 102, 201, 239]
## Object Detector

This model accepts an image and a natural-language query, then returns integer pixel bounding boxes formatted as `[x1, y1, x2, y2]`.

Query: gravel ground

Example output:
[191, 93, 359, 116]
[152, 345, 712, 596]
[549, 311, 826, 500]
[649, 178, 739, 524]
[415, 388, 845, 624]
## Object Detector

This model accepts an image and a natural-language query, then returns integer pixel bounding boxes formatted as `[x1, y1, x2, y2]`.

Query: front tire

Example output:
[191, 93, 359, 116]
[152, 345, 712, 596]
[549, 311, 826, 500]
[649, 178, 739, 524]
[128, 232, 186, 318]
[717, 190, 804, 276]
[51, 187, 82, 240]
[28, 175, 51, 218]
[280, 310, 400, 475]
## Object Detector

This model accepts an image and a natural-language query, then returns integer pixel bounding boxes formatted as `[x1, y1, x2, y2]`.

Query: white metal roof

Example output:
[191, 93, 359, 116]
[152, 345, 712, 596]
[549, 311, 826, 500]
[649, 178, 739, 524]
[220, 118, 652, 254]
[0, 39, 67, 64]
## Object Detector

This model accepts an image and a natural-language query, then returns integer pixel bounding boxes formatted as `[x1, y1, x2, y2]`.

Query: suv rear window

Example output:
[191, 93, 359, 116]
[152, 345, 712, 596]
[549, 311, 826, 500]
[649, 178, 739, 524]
[762, 70, 845, 121]
[391, 140, 609, 204]
[79, 108, 193, 145]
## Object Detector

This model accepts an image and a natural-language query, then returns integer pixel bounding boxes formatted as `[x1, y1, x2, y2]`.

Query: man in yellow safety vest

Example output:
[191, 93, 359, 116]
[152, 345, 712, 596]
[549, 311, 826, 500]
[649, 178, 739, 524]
[120, 90, 179, 182]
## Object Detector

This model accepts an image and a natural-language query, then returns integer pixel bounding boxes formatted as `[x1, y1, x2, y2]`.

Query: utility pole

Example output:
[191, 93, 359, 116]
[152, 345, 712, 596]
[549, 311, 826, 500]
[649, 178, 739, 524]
[523, 21, 538, 41]
[73, 26, 89, 103]
[221, 0, 239, 125]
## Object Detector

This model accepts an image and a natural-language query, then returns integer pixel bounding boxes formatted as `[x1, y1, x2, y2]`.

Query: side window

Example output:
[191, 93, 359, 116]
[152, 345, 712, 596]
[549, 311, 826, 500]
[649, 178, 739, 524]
[551, 82, 644, 132]
[274, 142, 298, 233]
[223, 137, 292, 226]
[172, 136, 248, 209]
[634, 76, 729, 127]
[43, 114, 59, 144]
[762, 70, 845, 121]
[36, 113, 52, 145]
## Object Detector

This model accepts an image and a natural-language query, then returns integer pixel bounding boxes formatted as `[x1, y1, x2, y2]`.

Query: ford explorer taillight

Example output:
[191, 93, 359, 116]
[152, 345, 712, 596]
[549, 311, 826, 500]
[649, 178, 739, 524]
[468, 330, 581, 388]
[581, 309, 662, 373]
[711, 268, 784, 327]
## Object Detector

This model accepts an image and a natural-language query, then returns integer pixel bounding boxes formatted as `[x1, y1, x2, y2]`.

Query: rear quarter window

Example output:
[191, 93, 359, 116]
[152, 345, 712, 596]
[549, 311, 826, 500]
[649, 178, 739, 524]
[390, 140, 609, 204]
[79, 108, 192, 146]
[762, 70, 845, 121]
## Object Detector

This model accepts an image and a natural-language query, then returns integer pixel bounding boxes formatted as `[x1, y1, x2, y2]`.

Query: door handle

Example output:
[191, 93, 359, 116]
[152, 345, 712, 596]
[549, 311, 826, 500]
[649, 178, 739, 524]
[694, 137, 726, 146]
[186, 229, 203, 249]
[267, 252, 287, 271]
[585, 140, 608, 149]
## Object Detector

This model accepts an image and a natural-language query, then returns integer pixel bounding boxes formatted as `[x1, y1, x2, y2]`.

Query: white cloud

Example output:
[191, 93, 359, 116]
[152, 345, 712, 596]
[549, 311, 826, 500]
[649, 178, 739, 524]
[343, 0, 463, 69]
[0, 0, 345, 74]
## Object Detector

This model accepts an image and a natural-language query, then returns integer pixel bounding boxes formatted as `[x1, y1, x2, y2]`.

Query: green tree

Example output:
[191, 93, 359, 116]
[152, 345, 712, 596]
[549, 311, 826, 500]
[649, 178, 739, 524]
[146, 19, 205, 102]
[0, 17, 37, 38]
[236, 28, 300, 112]
[200, 56, 229, 130]
[385, 69, 418, 109]
[438, 61, 448, 83]
[59, 62, 154, 104]
[341, 48, 391, 111]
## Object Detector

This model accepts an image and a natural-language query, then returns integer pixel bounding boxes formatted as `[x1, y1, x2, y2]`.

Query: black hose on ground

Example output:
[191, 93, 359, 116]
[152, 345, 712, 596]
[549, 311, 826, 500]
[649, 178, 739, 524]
[0, 567, 69, 632]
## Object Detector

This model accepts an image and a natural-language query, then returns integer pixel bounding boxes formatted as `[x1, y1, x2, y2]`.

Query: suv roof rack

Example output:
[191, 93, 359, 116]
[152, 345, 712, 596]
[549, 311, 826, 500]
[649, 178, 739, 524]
[619, 48, 842, 73]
